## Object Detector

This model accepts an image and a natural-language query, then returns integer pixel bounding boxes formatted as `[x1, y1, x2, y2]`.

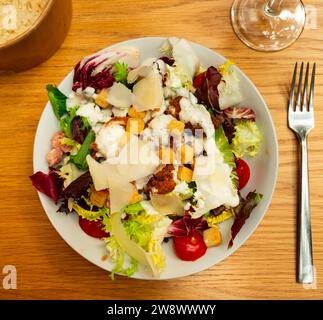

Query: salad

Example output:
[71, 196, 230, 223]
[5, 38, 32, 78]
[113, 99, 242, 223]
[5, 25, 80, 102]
[31, 38, 263, 278]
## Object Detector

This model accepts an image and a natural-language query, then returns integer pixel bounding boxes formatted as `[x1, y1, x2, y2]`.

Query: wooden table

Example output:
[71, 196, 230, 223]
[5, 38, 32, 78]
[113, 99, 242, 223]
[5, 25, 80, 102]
[0, 0, 322, 300]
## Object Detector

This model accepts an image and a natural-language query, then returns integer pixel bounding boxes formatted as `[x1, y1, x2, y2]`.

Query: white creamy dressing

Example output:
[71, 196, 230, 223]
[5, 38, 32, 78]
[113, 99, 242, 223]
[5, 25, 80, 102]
[179, 97, 215, 138]
[76, 102, 112, 127]
[111, 106, 129, 117]
[66, 91, 89, 110]
[174, 181, 191, 197]
[182, 132, 204, 156]
[148, 114, 176, 146]
[95, 124, 126, 159]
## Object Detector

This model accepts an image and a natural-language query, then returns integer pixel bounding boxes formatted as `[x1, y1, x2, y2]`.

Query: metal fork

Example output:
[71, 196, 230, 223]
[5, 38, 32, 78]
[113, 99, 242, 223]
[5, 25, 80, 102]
[288, 62, 316, 284]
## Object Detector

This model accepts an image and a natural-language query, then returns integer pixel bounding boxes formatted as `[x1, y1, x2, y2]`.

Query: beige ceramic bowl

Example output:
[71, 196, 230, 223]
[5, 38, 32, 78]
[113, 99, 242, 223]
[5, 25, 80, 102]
[0, 0, 72, 72]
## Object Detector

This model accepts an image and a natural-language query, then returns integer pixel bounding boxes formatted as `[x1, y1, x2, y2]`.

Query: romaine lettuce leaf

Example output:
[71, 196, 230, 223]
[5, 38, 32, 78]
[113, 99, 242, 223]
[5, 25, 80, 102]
[60, 106, 78, 138]
[69, 130, 95, 170]
[46, 84, 67, 119]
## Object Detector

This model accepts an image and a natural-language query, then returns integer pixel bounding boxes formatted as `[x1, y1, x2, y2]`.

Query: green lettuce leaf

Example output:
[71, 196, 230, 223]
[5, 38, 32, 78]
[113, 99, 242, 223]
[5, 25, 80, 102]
[232, 120, 262, 158]
[60, 106, 78, 138]
[105, 235, 139, 279]
[124, 220, 152, 248]
[214, 125, 238, 188]
[46, 84, 67, 119]
[69, 130, 95, 170]
[124, 202, 144, 216]
[113, 62, 128, 85]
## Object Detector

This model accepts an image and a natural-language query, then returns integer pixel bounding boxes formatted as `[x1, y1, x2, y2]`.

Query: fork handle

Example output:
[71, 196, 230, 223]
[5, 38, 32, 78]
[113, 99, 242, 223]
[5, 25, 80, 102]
[298, 136, 314, 283]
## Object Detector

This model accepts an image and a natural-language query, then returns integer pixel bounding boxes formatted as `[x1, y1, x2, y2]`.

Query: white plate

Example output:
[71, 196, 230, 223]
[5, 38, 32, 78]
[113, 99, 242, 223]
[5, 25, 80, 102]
[33, 37, 278, 280]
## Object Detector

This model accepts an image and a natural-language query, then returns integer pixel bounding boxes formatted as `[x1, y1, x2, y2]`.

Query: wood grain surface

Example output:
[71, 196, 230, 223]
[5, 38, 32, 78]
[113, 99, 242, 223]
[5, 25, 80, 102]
[0, 0, 323, 300]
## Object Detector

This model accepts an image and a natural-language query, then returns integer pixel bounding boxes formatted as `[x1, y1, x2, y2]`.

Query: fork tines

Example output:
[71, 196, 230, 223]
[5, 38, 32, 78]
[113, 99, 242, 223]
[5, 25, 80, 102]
[289, 62, 316, 113]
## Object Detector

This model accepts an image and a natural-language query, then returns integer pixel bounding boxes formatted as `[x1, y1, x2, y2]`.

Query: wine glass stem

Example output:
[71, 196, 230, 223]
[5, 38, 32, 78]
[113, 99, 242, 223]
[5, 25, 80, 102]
[265, 0, 284, 15]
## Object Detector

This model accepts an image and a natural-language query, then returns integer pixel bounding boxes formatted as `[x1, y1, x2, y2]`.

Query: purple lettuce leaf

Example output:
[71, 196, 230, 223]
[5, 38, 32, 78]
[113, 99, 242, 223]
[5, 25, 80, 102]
[71, 116, 89, 144]
[168, 212, 208, 237]
[228, 192, 263, 248]
[223, 107, 256, 121]
[195, 66, 222, 111]
[60, 171, 92, 200]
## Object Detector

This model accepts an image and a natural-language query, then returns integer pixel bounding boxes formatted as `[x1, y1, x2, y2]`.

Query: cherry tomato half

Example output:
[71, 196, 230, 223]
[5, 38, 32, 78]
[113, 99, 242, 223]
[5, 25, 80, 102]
[173, 231, 207, 261]
[236, 158, 250, 190]
[193, 71, 206, 88]
[79, 217, 109, 239]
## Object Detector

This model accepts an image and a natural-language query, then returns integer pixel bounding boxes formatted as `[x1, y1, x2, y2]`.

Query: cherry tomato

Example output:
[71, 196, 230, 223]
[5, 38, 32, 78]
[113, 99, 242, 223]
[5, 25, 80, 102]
[173, 231, 207, 261]
[193, 71, 206, 88]
[236, 158, 250, 190]
[79, 217, 109, 239]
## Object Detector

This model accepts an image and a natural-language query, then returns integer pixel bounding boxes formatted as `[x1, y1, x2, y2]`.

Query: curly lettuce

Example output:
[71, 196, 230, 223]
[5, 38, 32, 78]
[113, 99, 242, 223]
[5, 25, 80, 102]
[105, 235, 139, 279]
[72, 200, 109, 221]
[108, 205, 172, 277]
[124, 220, 152, 248]
[232, 120, 262, 158]
[214, 125, 239, 188]
[218, 59, 234, 76]
[206, 209, 234, 227]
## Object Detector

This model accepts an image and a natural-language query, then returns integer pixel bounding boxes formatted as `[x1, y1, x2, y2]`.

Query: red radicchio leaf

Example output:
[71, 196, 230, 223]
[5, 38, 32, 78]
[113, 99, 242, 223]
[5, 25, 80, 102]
[195, 66, 222, 112]
[228, 191, 263, 248]
[168, 211, 208, 237]
[30, 170, 63, 202]
[72, 55, 115, 92]
[223, 107, 256, 121]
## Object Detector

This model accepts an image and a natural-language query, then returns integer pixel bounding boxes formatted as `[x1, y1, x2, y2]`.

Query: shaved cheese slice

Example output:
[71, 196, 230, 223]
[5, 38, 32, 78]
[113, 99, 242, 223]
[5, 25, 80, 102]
[87, 136, 159, 189]
[110, 211, 150, 266]
[127, 65, 153, 84]
[133, 75, 164, 111]
[107, 82, 134, 109]
[127, 57, 161, 84]
[150, 193, 184, 216]
[86, 155, 109, 190]
[192, 155, 239, 218]
[110, 211, 163, 276]
[115, 135, 159, 181]
[108, 180, 135, 214]
[87, 155, 137, 212]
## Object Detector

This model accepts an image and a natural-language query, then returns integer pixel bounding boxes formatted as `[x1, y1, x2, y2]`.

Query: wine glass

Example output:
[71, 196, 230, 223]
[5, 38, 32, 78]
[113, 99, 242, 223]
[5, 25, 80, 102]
[231, 0, 306, 51]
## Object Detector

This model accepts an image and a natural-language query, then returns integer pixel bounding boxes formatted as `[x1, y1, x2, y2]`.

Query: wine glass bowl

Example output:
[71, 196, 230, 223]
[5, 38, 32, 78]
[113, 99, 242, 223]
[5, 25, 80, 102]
[231, 0, 306, 52]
